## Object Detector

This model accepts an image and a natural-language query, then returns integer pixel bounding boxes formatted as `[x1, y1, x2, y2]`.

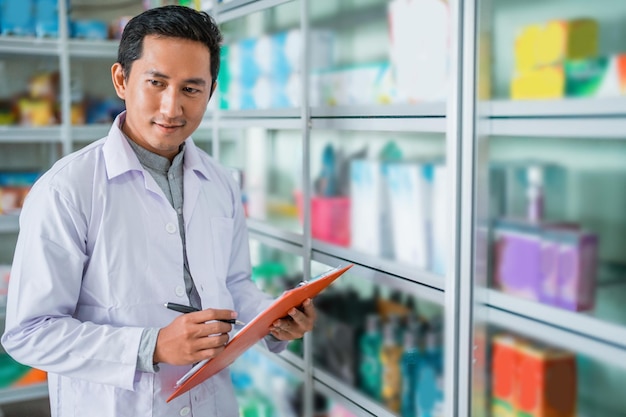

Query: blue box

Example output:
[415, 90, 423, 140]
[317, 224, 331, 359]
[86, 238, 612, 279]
[0, 0, 36, 36]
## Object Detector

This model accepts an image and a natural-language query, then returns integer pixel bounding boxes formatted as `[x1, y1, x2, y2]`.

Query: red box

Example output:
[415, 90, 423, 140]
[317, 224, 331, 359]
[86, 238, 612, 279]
[294, 191, 350, 247]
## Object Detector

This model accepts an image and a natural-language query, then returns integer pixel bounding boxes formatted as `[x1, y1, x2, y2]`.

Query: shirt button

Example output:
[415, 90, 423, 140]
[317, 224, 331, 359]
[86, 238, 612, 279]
[175, 285, 185, 297]
[166, 222, 177, 234]
[180, 406, 190, 416]
[177, 207, 183, 215]
[169, 173, 175, 180]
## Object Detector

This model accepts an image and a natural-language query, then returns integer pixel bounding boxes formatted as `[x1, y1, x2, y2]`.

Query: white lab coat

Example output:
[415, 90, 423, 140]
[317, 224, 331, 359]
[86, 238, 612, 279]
[1, 113, 285, 417]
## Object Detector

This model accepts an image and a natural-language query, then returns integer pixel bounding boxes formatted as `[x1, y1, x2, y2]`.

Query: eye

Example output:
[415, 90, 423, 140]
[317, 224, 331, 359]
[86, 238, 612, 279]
[148, 79, 164, 87]
[183, 87, 201, 94]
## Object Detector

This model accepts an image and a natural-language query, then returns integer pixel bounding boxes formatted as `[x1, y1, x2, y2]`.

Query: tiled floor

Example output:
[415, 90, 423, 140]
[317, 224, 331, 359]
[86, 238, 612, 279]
[0, 399, 51, 417]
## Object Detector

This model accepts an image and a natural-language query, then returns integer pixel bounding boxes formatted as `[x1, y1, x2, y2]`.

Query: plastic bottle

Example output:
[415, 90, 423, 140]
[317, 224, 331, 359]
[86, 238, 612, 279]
[526, 165, 544, 223]
[416, 326, 444, 417]
[380, 320, 403, 412]
[400, 329, 420, 417]
[358, 314, 383, 400]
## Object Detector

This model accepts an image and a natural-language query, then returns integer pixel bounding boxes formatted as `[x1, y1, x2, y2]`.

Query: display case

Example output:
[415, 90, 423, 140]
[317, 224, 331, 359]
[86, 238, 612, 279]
[470, 0, 626, 416]
[4, 0, 625, 415]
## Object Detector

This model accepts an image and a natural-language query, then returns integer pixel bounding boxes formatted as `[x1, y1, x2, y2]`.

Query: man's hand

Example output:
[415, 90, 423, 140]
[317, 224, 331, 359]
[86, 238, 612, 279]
[270, 298, 316, 341]
[154, 309, 236, 366]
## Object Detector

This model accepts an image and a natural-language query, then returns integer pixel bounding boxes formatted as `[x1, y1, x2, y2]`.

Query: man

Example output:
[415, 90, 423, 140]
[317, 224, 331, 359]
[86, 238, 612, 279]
[1, 5, 316, 416]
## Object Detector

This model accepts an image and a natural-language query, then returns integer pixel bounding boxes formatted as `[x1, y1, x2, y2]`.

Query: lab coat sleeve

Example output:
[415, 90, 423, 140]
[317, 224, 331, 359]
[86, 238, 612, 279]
[224, 180, 288, 354]
[0, 182, 144, 391]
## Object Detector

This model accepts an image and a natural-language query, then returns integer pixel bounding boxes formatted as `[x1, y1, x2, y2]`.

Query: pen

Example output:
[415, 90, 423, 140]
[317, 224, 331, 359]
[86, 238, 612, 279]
[164, 302, 245, 326]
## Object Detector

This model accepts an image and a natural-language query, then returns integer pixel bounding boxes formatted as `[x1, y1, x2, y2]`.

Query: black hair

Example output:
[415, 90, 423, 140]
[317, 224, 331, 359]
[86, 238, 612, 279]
[117, 5, 222, 83]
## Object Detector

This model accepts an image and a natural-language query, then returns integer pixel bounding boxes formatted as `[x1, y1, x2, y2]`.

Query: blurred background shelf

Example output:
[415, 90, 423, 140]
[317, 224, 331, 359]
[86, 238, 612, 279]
[0, 127, 62, 144]
[0, 383, 48, 406]
[312, 242, 445, 294]
[487, 117, 626, 138]
[70, 125, 110, 143]
[67, 39, 118, 58]
[313, 368, 395, 417]
[486, 98, 626, 118]
[0, 37, 60, 56]
[0, 216, 19, 234]
[485, 288, 626, 350]
[310, 102, 447, 118]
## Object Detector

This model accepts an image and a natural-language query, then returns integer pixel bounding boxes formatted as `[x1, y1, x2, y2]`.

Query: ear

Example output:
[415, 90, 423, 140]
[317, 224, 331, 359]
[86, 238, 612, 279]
[111, 63, 127, 100]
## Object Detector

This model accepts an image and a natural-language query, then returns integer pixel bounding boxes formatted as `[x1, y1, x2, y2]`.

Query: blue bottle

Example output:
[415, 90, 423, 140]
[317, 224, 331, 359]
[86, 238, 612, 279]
[400, 328, 419, 417]
[416, 327, 444, 417]
[358, 314, 383, 401]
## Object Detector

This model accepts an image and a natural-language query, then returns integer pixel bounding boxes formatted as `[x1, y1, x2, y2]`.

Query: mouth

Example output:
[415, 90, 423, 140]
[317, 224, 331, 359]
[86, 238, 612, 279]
[154, 121, 185, 132]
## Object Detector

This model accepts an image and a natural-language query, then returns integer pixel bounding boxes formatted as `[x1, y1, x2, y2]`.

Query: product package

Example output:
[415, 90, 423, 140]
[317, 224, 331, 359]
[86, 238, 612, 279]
[492, 334, 577, 417]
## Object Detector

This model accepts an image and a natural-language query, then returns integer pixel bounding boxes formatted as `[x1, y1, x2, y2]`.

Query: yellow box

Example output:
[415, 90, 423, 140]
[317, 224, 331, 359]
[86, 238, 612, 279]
[511, 65, 565, 100]
[515, 19, 598, 72]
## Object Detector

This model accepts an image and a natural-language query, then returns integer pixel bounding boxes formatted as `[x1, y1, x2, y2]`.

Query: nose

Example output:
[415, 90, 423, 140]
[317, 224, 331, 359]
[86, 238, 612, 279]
[160, 87, 183, 119]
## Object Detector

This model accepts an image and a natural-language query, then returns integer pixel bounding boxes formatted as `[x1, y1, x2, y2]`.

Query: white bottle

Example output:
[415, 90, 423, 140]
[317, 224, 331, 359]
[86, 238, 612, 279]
[526, 165, 544, 223]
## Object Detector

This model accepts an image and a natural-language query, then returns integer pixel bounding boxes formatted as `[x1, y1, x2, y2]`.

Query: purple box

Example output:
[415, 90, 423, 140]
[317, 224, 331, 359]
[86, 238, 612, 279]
[541, 227, 598, 311]
[493, 219, 598, 312]
[493, 220, 545, 303]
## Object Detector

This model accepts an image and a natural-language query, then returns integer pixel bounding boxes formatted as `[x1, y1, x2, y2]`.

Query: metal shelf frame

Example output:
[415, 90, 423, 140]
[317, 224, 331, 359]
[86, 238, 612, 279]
[2, 0, 626, 415]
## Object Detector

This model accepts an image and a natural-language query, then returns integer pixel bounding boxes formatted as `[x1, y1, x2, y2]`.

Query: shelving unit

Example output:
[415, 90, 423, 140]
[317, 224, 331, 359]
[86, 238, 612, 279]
[0, 0, 141, 409]
[1, 0, 626, 416]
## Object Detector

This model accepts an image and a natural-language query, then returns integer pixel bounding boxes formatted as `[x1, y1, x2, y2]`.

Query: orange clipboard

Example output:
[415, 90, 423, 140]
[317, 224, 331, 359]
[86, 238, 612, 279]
[166, 263, 353, 402]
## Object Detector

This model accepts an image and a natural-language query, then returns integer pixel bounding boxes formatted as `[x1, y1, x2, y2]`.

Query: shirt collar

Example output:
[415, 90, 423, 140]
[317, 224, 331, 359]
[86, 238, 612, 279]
[103, 111, 211, 181]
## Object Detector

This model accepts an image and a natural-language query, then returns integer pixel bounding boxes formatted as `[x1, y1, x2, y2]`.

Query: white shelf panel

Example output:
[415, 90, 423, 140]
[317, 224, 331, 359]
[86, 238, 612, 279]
[200, 117, 301, 130]
[71, 124, 110, 143]
[216, 0, 296, 23]
[486, 117, 626, 139]
[311, 102, 446, 118]
[217, 108, 301, 119]
[484, 304, 626, 371]
[0, 216, 19, 234]
[312, 249, 445, 306]
[68, 39, 118, 59]
[485, 98, 626, 118]
[484, 289, 626, 350]
[311, 116, 447, 133]
[0, 37, 60, 56]
[313, 368, 394, 417]
[0, 383, 48, 405]
[0, 126, 63, 143]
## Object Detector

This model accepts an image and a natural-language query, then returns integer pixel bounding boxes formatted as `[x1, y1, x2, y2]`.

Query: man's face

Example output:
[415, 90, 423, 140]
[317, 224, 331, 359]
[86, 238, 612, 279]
[111, 35, 215, 160]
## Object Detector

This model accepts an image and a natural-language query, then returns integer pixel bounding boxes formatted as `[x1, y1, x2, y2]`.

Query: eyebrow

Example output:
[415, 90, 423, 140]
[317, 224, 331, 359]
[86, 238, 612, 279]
[145, 70, 207, 86]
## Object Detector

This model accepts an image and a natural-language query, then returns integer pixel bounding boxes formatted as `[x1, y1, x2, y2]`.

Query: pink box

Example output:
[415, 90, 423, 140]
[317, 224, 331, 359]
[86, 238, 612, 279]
[295, 191, 350, 247]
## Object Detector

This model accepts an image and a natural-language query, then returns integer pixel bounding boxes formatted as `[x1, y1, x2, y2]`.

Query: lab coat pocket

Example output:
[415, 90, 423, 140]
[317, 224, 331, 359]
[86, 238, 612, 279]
[210, 217, 234, 282]
[71, 372, 153, 416]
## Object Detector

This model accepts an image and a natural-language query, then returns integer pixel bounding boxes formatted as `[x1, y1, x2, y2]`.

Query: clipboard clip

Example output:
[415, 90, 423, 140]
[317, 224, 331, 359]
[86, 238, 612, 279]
[296, 280, 308, 288]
